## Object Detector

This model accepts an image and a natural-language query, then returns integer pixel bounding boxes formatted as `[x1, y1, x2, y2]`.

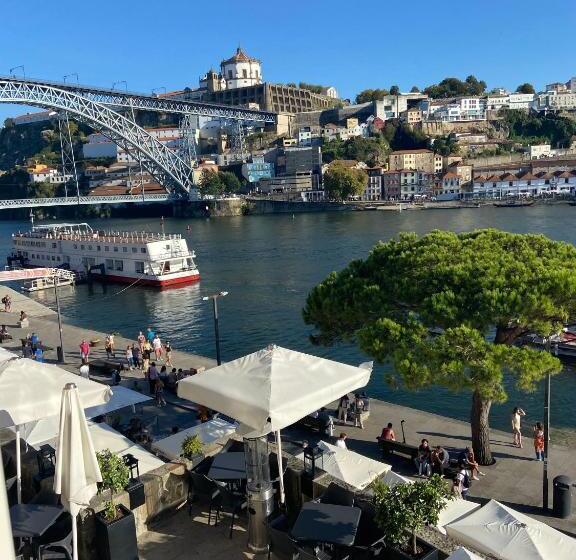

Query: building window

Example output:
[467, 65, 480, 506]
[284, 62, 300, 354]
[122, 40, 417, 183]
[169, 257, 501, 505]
[114, 260, 123, 271]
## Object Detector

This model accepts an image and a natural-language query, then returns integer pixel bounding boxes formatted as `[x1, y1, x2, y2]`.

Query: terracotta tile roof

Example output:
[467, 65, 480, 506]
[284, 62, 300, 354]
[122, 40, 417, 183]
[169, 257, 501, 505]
[221, 47, 260, 65]
[555, 170, 572, 178]
[390, 149, 433, 155]
[474, 175, 487, 182]
[519, 172, 536, 180]
[443, 172, 459, 179]
[501, 173, 517, 181]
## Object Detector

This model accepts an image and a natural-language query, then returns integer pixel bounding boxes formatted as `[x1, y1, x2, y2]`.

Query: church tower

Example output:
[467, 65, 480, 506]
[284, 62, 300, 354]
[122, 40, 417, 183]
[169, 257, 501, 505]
[220, 47, 262, 90]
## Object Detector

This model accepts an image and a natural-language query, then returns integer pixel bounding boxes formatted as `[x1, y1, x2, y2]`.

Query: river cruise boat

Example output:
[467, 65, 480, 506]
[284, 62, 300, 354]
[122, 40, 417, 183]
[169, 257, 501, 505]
[8, 223, 200, 287]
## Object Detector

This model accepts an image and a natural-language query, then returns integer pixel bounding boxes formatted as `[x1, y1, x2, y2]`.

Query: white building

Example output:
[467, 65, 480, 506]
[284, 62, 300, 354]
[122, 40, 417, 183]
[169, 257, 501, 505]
[28, 166, 72, 184]
[472, 170, 576, 198]
[220, 47, 262, 90]
[534, 91, 576, 112]
[508, 92, 534, 110]
[426, 97, 487, 122]
[529, 144, 553, 159]
[321, 118, 368, 142]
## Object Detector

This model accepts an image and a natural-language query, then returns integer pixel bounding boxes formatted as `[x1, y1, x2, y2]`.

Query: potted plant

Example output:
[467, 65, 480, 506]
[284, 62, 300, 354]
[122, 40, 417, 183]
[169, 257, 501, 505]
[95, 449, 138, 560]
[181, 434, 203, 463]
[372, 474, 453, 560]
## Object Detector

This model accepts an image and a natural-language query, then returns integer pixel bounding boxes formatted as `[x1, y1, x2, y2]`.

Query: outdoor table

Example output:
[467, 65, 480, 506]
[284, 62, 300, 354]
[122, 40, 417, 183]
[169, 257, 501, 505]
[10, 503, 63, 538]
[291, 502, 362, 547]
[208, 451, 247, 481]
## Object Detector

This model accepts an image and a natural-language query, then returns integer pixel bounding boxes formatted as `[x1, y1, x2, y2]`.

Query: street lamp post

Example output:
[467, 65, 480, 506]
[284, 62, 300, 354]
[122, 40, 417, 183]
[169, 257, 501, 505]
[202, 292, 228, 365]
[542, 338, 556, 510]
[54, 277, 66, 363]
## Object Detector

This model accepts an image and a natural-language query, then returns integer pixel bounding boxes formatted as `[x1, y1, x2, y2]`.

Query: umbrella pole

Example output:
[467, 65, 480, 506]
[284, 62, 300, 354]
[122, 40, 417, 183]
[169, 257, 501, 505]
[15, 426, 21, 504]
[275, 430, 285, 505]
[72, 513, 78, 560]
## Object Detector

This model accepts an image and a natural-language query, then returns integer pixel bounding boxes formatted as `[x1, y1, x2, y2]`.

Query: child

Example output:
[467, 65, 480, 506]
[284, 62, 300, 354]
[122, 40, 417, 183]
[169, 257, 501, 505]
[533, 422, 545, 461]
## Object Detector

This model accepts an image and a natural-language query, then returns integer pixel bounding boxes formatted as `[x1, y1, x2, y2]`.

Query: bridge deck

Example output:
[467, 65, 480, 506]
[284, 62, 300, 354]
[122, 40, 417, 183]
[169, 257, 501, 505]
[0, 194, 174, 210]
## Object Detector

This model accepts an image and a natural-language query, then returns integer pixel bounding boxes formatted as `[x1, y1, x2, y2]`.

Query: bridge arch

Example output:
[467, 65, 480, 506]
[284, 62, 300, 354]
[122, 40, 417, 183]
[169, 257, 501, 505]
[0, 80, 194, 194]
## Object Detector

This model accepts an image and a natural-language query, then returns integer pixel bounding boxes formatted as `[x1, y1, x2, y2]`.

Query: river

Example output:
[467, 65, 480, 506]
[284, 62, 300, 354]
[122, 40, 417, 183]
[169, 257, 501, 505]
[1, 204, 575, 434]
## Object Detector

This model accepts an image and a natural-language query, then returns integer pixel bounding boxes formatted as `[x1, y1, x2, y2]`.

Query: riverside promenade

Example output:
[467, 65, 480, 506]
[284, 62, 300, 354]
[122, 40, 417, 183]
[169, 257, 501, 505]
[0, 286, 574, 539]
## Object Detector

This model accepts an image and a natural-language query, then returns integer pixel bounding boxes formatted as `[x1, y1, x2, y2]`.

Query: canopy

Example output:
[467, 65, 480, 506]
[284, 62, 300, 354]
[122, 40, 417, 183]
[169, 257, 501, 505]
[296, 440, 390, 490]
[177, 345, 372, 434]
[381, 469, 413, 489]
[53, 384, 102, 560]
[14, 386, 151, 449]
[446, 499, 576, 560]
[436, 499, 481, 535]
[0, 459, 16, 560]
[151, 417, 236, 461]
[89, 423, 164, 475]
[446, 547, 483, 560]
[0, 357, 112, 428]
[0, 347, 16, 361]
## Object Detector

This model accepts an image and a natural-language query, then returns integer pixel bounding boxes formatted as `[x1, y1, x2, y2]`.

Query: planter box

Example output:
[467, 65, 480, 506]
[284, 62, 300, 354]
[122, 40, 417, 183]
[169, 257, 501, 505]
[95, 503, 139, 560]
[386, 537, 438, 560]
[126, 480, 146, 510]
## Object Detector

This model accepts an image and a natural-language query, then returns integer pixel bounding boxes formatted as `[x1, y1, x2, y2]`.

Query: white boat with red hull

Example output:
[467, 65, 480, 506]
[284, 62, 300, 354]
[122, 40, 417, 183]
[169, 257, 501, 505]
[8, 223, 200, 288]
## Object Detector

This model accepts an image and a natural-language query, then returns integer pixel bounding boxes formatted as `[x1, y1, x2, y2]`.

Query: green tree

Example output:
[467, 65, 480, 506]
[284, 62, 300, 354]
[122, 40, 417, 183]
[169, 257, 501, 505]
[218, 171, 241, 193]
[355, 89, 389, 104]
[516, 83, 535, 94]
[373, 475, 452, 556]
[389, 85, 400, 96]
[410, 86, 420, 93]
[390, 123, 428, 151]
[198, 169, 224, 197]
[322, 137, 390, 166]
[303, 230, 568, 465]
[431, 135, 459, 156]
[424, 76, 487, 99]
[499, 109, 576, 148]
[323, 161, 367, 201]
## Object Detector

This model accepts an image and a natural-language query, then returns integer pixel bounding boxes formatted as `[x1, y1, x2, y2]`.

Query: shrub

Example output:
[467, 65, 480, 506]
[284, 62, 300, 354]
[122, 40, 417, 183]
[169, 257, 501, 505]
[96, 449, 130, 521]
[181, 434, 203, 460]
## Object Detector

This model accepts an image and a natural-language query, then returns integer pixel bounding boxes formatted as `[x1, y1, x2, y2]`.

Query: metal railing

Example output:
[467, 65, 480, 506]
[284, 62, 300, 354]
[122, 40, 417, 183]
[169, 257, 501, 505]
[0, 194, 172, 209]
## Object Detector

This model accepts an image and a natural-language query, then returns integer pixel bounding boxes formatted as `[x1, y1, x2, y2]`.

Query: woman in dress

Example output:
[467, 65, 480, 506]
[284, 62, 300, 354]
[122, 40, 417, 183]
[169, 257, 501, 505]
[533, 422, 545, 461]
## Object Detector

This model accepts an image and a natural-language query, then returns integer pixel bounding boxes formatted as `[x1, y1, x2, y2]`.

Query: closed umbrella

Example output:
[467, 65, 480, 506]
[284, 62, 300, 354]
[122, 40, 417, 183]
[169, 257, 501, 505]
[53, 383, 102, 560]
[0, 459, 16, 560]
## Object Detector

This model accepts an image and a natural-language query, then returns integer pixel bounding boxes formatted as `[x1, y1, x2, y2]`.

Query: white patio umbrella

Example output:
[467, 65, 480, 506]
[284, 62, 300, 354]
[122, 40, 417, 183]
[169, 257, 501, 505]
[53, 383, 102, 560]
[0, 356, 111, 503]
[0, 458, 16, 560]
[446, 499, 576, 560]
[178, 345, 372, 503]
[446, 547, 483, 560]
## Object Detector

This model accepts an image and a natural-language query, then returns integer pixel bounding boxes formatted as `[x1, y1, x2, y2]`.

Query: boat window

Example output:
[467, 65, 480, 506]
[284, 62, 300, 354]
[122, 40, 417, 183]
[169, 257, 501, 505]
[114, 260, 123, 271]
[73, 244, 78, 249]
[97, 246, 101, 251]
[105, 246, 109, 252]
[132, 247, 137, 253]
[141, 248, 146, 253]
[52, 243, 57, 248]
[135, 261, 144, 274]
[113, 247, 118, 252]
[106, 259, 114, 270]
[123, 247, 128, 253]
[56, 256, 61, 261]
[81, 245, 85, 250]
[88, 245, 93, 250]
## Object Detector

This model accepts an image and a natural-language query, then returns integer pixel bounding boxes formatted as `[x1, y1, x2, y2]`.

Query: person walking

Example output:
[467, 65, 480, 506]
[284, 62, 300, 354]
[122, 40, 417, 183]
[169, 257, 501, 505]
[132, 343, 141, 370]
[164, 341, 173, 367]
[142, 341, 152, 373]
[125, 345, 134, 370]
[2, 294, 11, 312]
[337, 394, 350, 424]
[79, 339, 90, 364]
[105, 336, 113, 359]
[512, 406, 526, 448]
[152, 334, 162, 361]
[137, 331, 146, 352]
[533, 422, 545, 461]
[354, 393, 365, 429]
[147, 362, 159, 394]
[453, 463, 471, 500]
[146, 327, 155, 343]
[155, 378, 166, 407]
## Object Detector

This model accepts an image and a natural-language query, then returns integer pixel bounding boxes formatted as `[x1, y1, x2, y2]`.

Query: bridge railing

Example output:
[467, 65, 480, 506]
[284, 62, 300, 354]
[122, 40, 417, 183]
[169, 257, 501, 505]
[0, 193, 174, 209]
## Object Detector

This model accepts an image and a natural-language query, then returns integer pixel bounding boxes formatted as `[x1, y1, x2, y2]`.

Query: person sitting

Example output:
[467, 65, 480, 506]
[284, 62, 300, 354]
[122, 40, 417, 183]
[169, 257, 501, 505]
[0, 325, 11, 341]
[18, 311, 29, 328]
[377, 422, 396, 442]
[414, 439, 431, 477]
[431, 445, 450, 476]
[30, 332, 39, 350]
[34, 346, 44, 362]
[458, 446, 484, 481]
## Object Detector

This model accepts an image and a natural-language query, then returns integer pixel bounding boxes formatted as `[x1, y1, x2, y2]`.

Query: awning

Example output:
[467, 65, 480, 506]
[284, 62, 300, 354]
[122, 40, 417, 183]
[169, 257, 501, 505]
[177, 345, 372, 434]
[436, 499, 481, 535]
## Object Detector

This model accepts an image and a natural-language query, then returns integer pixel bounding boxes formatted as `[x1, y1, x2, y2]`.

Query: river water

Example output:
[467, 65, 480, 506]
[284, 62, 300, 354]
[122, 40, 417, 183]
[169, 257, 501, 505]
[1, 205, 575, 433]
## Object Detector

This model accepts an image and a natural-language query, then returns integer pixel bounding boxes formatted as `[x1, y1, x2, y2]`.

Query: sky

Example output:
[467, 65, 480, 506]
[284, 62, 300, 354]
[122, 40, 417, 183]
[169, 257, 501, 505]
[0, 0, 575, 123]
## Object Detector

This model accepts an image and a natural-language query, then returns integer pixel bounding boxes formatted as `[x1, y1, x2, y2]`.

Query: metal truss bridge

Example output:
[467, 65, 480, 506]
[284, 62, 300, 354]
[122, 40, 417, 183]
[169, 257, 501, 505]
[0, 194, 173, 210]
[0, 75, 276, 201]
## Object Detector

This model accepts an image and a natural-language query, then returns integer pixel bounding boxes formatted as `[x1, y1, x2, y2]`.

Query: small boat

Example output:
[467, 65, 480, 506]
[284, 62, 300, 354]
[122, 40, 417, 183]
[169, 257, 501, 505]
[494, 200, 534, 208]
[363, 205, 379, 211]
[21, 275, 75, 292]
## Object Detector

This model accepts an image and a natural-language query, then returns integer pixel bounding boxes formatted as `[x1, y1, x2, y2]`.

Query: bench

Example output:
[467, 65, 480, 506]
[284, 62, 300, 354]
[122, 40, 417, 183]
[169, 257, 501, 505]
[378, 439, 419, 462]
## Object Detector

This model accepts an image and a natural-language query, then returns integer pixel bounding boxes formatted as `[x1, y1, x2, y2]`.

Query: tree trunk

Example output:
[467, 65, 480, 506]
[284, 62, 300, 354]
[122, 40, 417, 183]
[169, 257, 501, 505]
[471, 390, 493, 465]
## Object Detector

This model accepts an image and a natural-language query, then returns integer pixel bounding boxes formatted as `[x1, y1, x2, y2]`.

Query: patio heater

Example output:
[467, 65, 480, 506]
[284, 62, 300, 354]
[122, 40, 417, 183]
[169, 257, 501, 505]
[244, 434, 274, 553]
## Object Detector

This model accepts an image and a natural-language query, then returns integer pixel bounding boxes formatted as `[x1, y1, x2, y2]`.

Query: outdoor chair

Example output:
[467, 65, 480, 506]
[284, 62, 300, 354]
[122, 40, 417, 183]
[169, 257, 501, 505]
[214, 486, 248, 539]
[268, 516, 299, 560]
[192, 456, 214, 476]
[36, 512, 73, 560]
[187, 472, 221, 525]
[319, 482, 355, 507]
[297, 546, 338, 560]
[351, 499, 385, 558]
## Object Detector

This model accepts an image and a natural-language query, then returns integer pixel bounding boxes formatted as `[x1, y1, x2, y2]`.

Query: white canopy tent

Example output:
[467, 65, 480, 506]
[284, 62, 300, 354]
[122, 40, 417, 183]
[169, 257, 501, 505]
[436, 499, 481, 535]
[15, 386, 152, 449]
[0, 459, 16, 560]
[152, 417, 237, 461]
[446, 547, 483, 560]
[446, 499, 576, 560]
[381, 469, 413, 489]
[178, 345, 372, 502]
[296, 440, 390, 490]
[0, 356, 111, 502]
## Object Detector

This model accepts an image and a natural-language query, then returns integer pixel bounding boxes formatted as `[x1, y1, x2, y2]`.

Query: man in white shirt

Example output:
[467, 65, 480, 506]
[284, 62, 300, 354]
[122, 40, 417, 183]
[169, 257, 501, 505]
[335, 433, 348, 449]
